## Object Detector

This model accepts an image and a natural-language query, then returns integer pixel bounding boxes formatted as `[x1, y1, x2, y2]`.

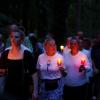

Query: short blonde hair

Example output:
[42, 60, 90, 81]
[43, 37, 56, 47]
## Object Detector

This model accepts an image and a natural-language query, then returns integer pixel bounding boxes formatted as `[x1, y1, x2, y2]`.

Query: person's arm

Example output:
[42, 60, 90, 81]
[92, 60, 99, 74]
[82, 53, 91, 71]
[58, 56, 67, 77]
[24, 50, 39, 99]
[32, 72, 38, 99]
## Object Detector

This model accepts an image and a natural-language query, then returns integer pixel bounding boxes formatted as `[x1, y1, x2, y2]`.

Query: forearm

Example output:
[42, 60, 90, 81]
[32, 72, 38, 94]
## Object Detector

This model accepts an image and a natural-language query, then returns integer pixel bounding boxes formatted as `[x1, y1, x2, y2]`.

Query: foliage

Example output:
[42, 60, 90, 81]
[0, 0, 100, 41]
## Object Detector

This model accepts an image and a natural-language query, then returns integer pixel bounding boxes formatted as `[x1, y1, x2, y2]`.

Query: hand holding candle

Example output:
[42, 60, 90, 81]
[79, 58, 85, 72]
[81, 58, 85, 65]
[57, 58, 62, 66]
[57, 58, 67, 76]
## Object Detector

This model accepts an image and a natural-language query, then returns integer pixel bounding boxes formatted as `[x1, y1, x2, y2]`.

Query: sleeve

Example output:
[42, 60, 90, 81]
[62, 56, 65, 69]
[36, 57, 40, 70]
[82, 54, 92, 79]
[84, 54, 91, 70]
[24, 50, 37, 75]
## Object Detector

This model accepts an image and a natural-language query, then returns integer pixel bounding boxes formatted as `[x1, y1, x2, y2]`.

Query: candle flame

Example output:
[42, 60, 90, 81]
[60, 45, 64, 51]
[81, 58, 85, 65]
[57, 58, 62, 66]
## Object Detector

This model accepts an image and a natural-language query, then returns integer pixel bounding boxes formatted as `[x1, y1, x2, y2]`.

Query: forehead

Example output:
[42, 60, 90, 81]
[70, 39, 78, 44]
[9, 24, 17, 29]
[9, 24, 18, 31]
[45, 39, 56, 45]
[67, 37, 71, 40]
[77, 32, 83, 35]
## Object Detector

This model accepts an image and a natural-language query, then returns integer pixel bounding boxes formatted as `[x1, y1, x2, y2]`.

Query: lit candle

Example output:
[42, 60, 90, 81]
[81, 58, 85, 65]
[60, 45, 64, 52]
[57, 58, 62, 66]
[79, 58, 85, 72]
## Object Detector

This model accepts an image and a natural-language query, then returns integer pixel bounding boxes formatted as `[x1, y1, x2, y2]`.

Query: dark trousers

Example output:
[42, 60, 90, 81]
[63, 83, 88, 100]
[87, 77, 94, 100]
[93, 73, 100, 100]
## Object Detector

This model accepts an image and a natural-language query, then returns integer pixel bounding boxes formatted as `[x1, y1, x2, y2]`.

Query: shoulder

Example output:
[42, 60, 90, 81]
[21, 44, 31, 53]
[0, 47, 10, 59]
[56, 52, 63, 58]
[3, 47, 10, 54]
[78, 51, 87, 59]
[5, 46, 11, 51]
[63, 51, 71, 57]
[38, 53, 45, 59]
[79, 51, 86, 55]
[82, 49, 89, 55]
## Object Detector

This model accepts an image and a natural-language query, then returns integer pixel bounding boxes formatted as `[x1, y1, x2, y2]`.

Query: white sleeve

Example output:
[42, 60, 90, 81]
[36, 56, 40, 70]
[84, 54, 91, 70]
[62, 56, 66, 69]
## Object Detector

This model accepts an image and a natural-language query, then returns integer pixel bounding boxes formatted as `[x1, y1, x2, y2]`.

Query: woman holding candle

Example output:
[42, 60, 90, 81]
[0, 30, 38, 100]
[37, 37, 66, 100]
[63, 37, 91, 100]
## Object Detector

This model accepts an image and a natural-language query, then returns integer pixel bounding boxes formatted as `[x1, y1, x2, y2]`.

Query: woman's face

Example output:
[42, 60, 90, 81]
[10, 32, 22, 46]
[44, 40, 57, 56]
[70, 39, 79, 52]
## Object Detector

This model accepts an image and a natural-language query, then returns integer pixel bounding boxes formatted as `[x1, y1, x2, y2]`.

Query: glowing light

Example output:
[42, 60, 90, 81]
[60, 45, 64, 52]
[57, 58, 62, 66]
[81, 58, 85, 65]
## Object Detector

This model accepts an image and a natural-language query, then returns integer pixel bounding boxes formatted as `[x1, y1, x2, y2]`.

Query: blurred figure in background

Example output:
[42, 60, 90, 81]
[91, 32, 100, 100]
[28, 32, 43, 97]
[76, 31, 84, 40]
[82, 38, 93, 100]
[63, 37, 71, 55]
[0, 34, 5, 57]
[0, 33, 5, 96]
[82, 38, 93, 77]
[28, 32, 43, 55]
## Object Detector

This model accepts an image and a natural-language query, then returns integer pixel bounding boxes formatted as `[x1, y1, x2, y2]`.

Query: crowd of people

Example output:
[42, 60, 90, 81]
[0, 23, 100, 100]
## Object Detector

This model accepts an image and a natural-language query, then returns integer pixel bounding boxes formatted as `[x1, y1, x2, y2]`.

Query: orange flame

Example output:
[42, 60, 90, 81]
[57, 58, 62, 66]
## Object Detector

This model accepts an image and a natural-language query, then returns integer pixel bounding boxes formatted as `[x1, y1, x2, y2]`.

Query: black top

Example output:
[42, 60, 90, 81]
[0, 49, 37, 98]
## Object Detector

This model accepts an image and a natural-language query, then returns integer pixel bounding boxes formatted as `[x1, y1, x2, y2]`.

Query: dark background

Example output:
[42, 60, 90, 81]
[0, 0, 100, 44]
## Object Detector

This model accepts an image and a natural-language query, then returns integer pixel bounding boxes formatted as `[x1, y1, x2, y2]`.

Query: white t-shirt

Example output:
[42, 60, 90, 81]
[64, 51, 91, 87]
[37, 52, 64, 80]
[63, 46, 70, 56]
[81, 49, 92, 66]
[81, 49, 93, 78]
